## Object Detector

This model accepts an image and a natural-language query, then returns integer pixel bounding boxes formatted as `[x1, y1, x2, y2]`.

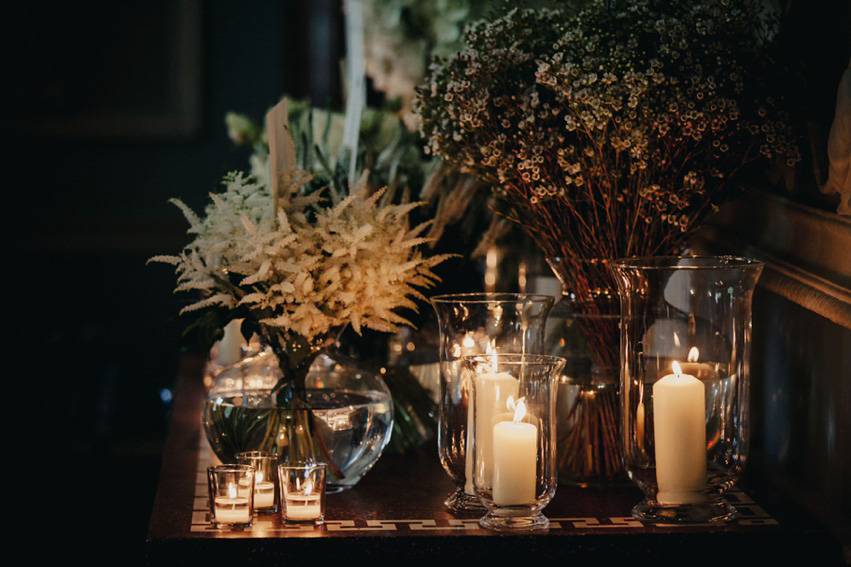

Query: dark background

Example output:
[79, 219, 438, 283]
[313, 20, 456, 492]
[5, 0, 849, 564]
[9, 1, 340, 563]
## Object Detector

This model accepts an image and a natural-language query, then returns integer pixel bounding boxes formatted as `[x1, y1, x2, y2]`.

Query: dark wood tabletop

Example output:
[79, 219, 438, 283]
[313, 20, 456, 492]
[146, 355, 842, 565]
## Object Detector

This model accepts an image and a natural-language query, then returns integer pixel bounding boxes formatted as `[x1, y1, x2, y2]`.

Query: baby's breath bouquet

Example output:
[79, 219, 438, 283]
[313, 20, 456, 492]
[417, 0, 799, 360]
[417, 0, 799, 482]
[152, 103, 449, 466]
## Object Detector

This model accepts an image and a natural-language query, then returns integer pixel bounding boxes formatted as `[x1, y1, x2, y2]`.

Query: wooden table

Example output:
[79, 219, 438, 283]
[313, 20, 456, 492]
[146, 355, 842, 564]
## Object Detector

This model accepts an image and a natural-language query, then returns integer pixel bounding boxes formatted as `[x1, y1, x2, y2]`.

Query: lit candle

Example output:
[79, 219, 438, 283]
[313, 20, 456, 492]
[653, 361, 706, 505]
[284, 478, 322, 521]
[492, 398, 537, 505]
[473, 366, 520, 488]
[213, 483, 251, 524]
[254, 471, 275, 509]
[676, 347, 719, 382]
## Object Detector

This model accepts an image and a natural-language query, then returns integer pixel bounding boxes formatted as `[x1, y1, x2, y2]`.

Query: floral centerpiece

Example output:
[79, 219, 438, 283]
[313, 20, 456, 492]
[416, 0, 800, 482]
[152, 101, 449, 469]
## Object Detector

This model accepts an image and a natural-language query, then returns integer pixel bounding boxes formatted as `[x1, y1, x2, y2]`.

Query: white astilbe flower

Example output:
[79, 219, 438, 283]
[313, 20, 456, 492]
[153, 168, 449, 341]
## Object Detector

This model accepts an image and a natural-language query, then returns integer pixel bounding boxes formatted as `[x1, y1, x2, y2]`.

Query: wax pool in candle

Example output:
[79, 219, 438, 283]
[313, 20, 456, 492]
[653, 361, 706, 505]
[474, 371, 520, 487]
[492, 400, 537, 506]
[213, 496, 251, 524]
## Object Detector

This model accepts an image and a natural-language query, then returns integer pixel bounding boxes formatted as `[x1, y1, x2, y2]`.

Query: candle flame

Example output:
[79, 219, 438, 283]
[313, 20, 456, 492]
[687, 347, 700, 363]
[486, 340, 498, 370]
[304, 477, 313, 497]
[513, 397, 527, 423]
[462, 334, 475, 349]
[256, 471, 264, 484]
[672, 360, 683, 377]
[228, 482, 237, 499]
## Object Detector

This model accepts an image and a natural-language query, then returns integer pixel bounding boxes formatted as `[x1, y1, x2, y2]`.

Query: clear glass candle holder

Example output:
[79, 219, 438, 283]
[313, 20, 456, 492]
[278, 461, 326, 525]
[611, 256, 763, 523]
[466, 353, 565, 532]
[236, 451, 279, 514]
[207, 464, 255, 528]
[431, 293, 554, 513]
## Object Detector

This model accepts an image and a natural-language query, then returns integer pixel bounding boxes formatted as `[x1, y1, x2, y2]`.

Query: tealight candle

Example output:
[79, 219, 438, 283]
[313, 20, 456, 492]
[236, 451, 278, 513]
[207, 470, 254, 527]
[254, 478, 275, 509]
[653, 361, 706, 505]
[213, 495, 251, 523]
[279, 462, 326, 524]
[284, 493, 322, 520]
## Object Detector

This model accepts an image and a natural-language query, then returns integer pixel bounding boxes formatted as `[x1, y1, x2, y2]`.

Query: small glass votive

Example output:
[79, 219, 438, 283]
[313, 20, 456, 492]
[278, 461, 326, 524]
[207, 464, 254, 528]
[236, 451, 279, 514]
[467, 353, 565, 532]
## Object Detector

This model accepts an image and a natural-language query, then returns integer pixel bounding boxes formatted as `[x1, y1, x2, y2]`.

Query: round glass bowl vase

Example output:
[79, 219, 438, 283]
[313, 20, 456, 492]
[204, 346, 394, 491]
[611, 256, 763, 523]
[430, 293, 554, 513]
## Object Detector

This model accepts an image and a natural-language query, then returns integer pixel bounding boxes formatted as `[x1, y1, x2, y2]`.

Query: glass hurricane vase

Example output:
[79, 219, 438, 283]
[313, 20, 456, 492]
[611, 256, 763, 523]
[467, 353, 565, 532]
[430, 293, 554, 513]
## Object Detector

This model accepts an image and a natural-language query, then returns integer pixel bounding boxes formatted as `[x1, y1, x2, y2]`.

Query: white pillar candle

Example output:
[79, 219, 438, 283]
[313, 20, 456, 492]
[213, 496, 251, 523]
[492, 417, 537, 506]
[653, 361, 706, 505]
[474, 372, 520, 488]
[284, 494, 322, 520]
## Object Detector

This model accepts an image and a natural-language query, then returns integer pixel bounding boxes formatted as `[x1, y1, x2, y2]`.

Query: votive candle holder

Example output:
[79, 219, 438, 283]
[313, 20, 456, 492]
[279, 461, 326, 524]
[466, 353, 565, 532]
[431, 293, 554, 513]
[207, 464, 255, 528]
[236, 451, 279, 514]
[611, 256, 763, 523]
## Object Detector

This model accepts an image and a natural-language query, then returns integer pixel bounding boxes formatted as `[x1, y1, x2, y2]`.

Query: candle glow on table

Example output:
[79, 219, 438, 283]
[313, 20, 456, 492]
[284, 477, 322, 521]
[492, 397, 537, 506]
[213, 483, 251, 524]
[653, 361, 707, 505]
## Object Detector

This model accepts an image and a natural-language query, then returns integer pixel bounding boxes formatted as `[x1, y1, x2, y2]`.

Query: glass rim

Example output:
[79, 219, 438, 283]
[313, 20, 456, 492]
[235, 451, 277, 460]
[609, 255, 763, 271]
[278, 461, 327, 471]
[429, 292, 554, 304]
[207, 464, 255, 473]
[462, 353, 567, 365]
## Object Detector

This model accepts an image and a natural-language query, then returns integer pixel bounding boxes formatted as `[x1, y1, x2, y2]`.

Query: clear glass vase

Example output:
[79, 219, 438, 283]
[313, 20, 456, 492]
[430, 293, 554, 513]
[611, 256, 763, 523]
[545, 257, 626, 486]
[467, 353, 565, 532]
[203, 344, 394, 491]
